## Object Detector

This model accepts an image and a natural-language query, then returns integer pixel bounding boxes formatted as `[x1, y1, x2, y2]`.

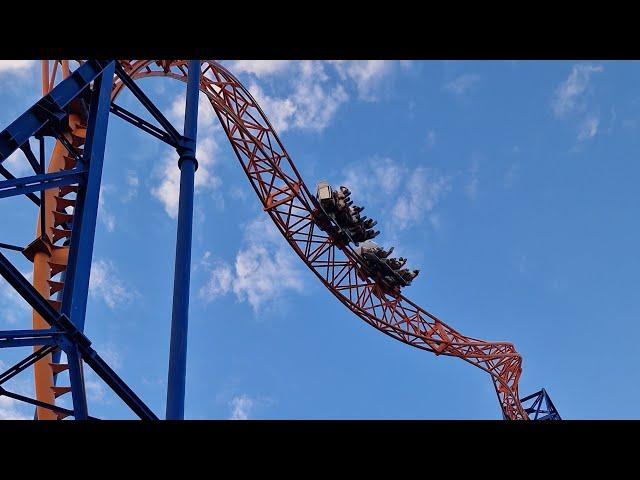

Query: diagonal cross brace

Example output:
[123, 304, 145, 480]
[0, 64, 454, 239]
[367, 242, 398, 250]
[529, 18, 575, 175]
[0, 251, 158, 420]
[0, 60, 115, 162]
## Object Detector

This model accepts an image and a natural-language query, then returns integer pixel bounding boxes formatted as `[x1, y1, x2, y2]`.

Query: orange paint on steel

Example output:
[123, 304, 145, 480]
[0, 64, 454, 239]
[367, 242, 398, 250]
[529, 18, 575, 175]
[112, 60, 528, 419]
[29, 60, 529, 419]
[30, 60, 86, 419]
[41, 61, 49, 96]
[31, 140, 66, 420]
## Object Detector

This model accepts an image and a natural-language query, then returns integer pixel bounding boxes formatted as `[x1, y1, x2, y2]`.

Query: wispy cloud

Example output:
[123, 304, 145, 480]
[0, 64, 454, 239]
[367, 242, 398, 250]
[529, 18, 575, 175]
[445, 73, 481, 96]
[233, 61, 402, 133]
[0, 271, 32, 325]
[465, 158, 480, 200]
[577, 115, 599, 141]
[229, 394, 255, 420]
[0, 60, 36, 77]
[426, 130, 436, 149]
[330, 60, 394, 101]
[247, 62, 348, 133]
[199, 216, 306, 312]
[226, 60, 293, 77]
[0, 394, 30, 419]
[121, 170, 139, 202]
[0, 360, 32, 419]
[89, 259, 139, 309]
[341, 156, 451, 232]
[98, 185, 116, 232]
[552, 64, 603, 117]
[152, 93, 223, 219]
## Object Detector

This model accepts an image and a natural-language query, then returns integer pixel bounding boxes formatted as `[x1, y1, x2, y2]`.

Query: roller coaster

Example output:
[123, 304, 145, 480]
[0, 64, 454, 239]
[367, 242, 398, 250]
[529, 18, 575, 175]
[0, 60, 561, 420]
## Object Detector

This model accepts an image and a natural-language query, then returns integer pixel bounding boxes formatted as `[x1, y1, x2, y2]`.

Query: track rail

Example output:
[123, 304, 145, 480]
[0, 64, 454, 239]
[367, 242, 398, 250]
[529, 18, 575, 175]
[34, 60, 527, 419]
[30, 61, 87, 418]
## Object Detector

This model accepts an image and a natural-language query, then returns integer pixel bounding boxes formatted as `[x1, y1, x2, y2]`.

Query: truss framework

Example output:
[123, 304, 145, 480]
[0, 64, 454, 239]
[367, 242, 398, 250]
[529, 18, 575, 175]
[0, 59, 559, 420]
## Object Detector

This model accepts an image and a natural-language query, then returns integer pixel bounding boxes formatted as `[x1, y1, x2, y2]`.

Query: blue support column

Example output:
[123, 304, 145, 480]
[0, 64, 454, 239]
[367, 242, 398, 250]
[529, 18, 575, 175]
[60, 61, 115, 332]
[166, 60, 201, 420]
[59, 61, 115, 419]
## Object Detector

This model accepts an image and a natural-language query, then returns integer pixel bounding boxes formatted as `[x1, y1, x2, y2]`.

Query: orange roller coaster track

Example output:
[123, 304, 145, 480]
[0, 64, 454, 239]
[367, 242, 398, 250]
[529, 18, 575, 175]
[0, 60, 558, 419]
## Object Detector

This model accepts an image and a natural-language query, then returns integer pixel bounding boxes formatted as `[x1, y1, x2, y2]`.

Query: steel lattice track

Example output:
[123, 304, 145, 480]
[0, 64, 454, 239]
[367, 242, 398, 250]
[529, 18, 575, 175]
[106, 60, 526, 420]
[26, 60, 527, 419]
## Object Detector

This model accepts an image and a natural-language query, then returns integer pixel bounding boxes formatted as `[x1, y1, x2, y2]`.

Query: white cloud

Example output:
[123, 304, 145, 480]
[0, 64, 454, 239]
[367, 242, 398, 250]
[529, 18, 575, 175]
[391, 167, 451, 230]
[85, 379, 106, 403]
[226, 60, 292, 77]
[426, 130, 436, 149]
[237, 60, 399, 133]
[552, 64, 604, 142]
[0, 60, 36, 77]
[330, 60, 393, 100]
[229, 394, 254, 420]
[247, 62, 348, 134]
[2, 150, 33, 177]
[89, 259, 138, 309]
[552, 64, 603, 117]
[0, 271, 32, 325]
[465, 158, 480, 200]
[98, 185, 116, 232]
[578, 115, 599, 141]
[199, 216, 305, 312]
[200, 261, 233, 297]
[0, 395, 30, 420]
[341, 157, 450, 232]
[0, 360, 32, 419]
[152, 94, 223, 219]
[445, 74, 481, 96]
[247, 82, 297, 133]
[167, 92, 217, 132]
[94, 343, 123, 371]
[341, 156, 407, 203]
[121, 171, 139, 202]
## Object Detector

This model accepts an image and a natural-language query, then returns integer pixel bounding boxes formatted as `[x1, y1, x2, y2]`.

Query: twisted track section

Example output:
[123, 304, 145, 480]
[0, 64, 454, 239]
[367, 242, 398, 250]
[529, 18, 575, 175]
[114, 60, 527, 419]
[34, 60, 527, 419]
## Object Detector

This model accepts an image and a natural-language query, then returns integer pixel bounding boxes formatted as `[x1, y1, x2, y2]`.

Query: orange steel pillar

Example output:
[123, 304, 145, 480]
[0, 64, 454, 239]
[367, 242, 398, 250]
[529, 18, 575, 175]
[30, 61, 78, 419]
[31, 142, 67, 420]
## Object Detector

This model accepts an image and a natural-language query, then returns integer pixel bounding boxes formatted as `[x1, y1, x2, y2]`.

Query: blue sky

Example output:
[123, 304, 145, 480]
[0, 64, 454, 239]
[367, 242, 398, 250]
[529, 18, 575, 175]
[0, 60, 639, 419]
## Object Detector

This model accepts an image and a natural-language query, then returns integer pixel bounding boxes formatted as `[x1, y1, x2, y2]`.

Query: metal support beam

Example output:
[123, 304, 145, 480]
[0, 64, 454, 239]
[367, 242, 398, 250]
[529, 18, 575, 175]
[0, 165, 41, 206]
[110, 102, 178, 147]
[60, 61, 115, 332]
[113, 63, 182, 144]
[0, 250, 158, 419]
[0, 60, 114, 162]
[0, 345, 56, 385]
[64, 343, 89, 419]
[166, 60, 201, 420]
[520, 388, 561, 420]
[0, 386, 99, 420]
[0, 169, 86, 200]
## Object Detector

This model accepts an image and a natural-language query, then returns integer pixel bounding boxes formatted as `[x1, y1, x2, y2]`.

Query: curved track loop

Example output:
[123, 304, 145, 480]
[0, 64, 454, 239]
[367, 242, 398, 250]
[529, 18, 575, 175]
[36, 60, 527, 419]
[116, 60, 527, 419]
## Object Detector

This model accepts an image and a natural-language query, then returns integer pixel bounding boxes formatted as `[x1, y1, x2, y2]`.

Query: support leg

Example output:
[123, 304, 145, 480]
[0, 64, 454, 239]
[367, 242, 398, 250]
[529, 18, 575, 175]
[166, 60, 201, 420]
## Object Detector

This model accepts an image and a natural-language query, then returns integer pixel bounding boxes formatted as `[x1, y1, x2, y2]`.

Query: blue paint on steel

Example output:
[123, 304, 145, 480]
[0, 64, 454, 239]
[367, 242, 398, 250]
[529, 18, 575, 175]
[0, 242, 24, 251]
[166, 60, 201, 420]
[0, 345, 56, 385]
[0, 61, 167, 420]
[0, 164, 41, 205]
[0, 337, 58, 348]
[64, 342, 89, 419]
[0, 60, 112, 162]
[113, 63, 182, 144]
[110, 102, 179, 147]
[520, 388, 561, 420]
[0, 169, 86, 200]
[0, 250, 157, 419]
[60, 61, 115, 332]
